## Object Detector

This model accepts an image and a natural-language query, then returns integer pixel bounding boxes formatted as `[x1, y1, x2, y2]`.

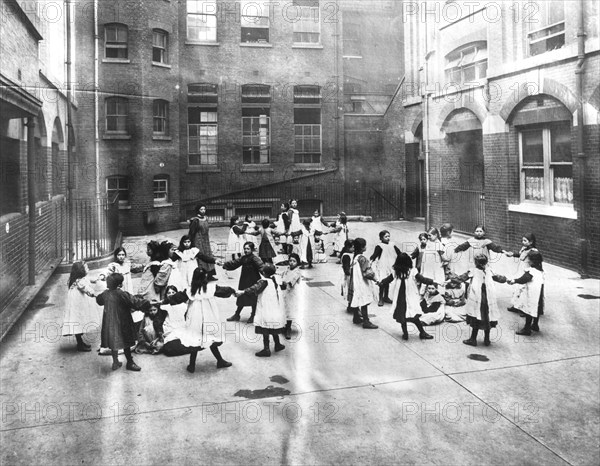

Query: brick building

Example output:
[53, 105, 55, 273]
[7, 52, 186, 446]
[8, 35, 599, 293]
[0, 0, 73, 312]
[73, 0, 404, 234]
[384, 0, 600, 276]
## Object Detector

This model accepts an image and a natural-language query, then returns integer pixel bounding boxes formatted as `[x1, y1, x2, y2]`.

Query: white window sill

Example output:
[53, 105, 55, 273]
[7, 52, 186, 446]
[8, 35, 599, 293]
[508, 203, 577, 219]
[292, 44, 323, 49]
[293, 165, 324, 172]
[153, 202, 173, 208]
[102, 58, 131, 64]
[118, 204, 132, 210]
[187, 165, 221, 173]
[152, 135, 172, 141]
[185, 41, 220, 46]
[241, 165, 273, 172]
[240, 42, 272, 48]
[152, 62, 171, 69]
[343, 55, 362, 59]
[103, 134, 131, 140]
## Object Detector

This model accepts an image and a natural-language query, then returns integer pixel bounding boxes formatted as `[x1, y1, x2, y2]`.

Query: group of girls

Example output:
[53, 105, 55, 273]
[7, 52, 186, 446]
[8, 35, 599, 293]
[338, 225, 546, 346]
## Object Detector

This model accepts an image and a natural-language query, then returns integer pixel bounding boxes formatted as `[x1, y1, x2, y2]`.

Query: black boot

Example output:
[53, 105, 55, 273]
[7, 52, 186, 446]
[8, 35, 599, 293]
[247, 305, 256, 324]
[531, 317, 540, 332]
[124, 347, 141, 371]
[187, 350, 198, 373]
[352, 307, 363, 324]
[463, 327, 478, 346]
[484, 329, 491, 346]
[273, 334, 285, 352]
[256, 334, 271, 357]
[284, 320, 292, 340]
[383, 285, 393, 304]
[227, 307, 242, 322]
[516, 316, 532, 336]
[75, 334, 91, 352]
[413, 318, 433, 340]
[361, 306, 378, 329]
[210, 343, 232, 368]
[111, 350, 122, 371]
[401, 321, 409, 340]
[378, 287, 384, 307]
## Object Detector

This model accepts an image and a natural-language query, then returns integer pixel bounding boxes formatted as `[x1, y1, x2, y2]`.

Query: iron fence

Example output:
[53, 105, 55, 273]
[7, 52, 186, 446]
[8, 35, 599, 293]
[446, 189, 485, 233]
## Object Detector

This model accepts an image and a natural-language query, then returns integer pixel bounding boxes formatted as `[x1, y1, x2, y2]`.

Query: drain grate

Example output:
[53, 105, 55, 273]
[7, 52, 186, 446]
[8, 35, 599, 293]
[577, 294, 600, 300]
[306, 281, 335, 287]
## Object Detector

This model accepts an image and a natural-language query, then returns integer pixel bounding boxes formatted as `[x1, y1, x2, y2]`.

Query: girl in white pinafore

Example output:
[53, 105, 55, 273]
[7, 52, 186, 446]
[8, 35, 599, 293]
[370, 230, 400, 306]
[170, 235, 200, 293]
[183, 268, 232, 373]
[348, 238, 379, 329]
[107, 246, 145, 325]
[280, 253, 304, 340]
[238, 265, 286, 357]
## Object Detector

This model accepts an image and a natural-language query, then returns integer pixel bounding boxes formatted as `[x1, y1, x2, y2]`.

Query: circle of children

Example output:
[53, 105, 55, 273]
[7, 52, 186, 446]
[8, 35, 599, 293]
[62, 200, 545, 374]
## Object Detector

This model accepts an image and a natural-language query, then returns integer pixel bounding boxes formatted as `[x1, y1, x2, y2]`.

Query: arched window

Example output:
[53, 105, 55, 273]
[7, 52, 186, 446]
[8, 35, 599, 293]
[104, 23, 128, 59]
[445, 41, 487, 84]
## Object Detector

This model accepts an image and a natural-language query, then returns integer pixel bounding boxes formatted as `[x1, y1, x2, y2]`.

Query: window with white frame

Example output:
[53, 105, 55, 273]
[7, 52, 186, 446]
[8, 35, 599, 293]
[152, 29, 168, 63]
[105, 97, 128, 133]
[188, 83, 218, 165]
[241, 0, 269, 43]
[153, 100, 168, 134]
[242, 85, 271, 164]
[293, 0, 320, 44]
[445, 42, 487, 84]
[153, 175, 169, 204]
[104, 23, 128, 59]
[106, 175, 129, 204]
[294, 85, 321, 164]
[519, 124, 573, 205]
[527, 0, 565, 56]
[187, 0, 217, 42]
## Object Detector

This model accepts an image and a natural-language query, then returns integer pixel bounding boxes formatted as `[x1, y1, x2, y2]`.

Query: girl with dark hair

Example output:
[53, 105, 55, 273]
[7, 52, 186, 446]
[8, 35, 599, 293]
[275, 202, 291, 254]
[258, 218, 282, 264]
[370, 230, 401, 306]
[280, 253, 304, 340]
[440, 223, 457, 275]
[410, 232, 429, 272]
[504, 233, 539, 313]
[223, 241, 265, 323]
[456, 254, 506, 347]
[227, 216, 246, 260]
[454, 225, 508, 272]
[331, 212, 348, 258]
[169, 235, 200, 293]
[97, 273, 151, 371]
[188, 204, 217, 280]
[244, 214, 261, 249]
[61, 261, 101, 351]
[236, 265, 285, 357]
[184, 268, 232, 373]
[505, 250, 545, 336]
[339, 239, 355, 312]
[347, 238, 379, 329]
[379, 253, 440, 340]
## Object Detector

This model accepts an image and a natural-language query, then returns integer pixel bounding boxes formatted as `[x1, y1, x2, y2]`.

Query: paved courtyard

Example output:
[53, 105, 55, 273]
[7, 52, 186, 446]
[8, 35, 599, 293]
[1, 221, 599, 465]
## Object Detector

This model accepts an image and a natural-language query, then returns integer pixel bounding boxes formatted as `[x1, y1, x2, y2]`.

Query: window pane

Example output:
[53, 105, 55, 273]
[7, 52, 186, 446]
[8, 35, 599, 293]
[553, 165, 573, 204]
[551, 126, 571, 163]
[524, 169, 545, 201]
[522, 130, 544, 165]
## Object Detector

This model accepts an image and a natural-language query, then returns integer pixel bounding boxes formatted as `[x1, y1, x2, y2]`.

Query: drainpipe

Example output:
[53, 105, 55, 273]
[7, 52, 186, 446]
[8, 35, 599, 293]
[94, 0, 100, 202]
[27, 117, 36, 285]
[423, 20, 431, 231]
[66, 0, 74, 261]
[575, 0, 588, 277]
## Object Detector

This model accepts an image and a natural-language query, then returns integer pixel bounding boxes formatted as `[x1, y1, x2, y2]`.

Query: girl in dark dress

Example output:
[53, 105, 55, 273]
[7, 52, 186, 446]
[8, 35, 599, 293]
[188, 204, 216, 280]
[97, 273, 151, 371]
[379, 253, 440, 340]
[223, 242, 265, 323]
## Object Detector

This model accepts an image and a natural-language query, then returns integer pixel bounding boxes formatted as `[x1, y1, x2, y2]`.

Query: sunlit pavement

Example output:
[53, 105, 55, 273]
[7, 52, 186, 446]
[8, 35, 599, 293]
[1, 221, 598, 465]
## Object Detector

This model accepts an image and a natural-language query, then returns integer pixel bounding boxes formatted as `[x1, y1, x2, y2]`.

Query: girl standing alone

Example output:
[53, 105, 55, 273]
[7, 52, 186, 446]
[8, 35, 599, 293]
[348, 238, 379, 329]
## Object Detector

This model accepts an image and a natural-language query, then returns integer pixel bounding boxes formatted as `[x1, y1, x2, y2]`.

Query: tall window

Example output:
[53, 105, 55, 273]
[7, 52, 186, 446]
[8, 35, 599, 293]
[519, 124, 572, 205]
[445, 42, 487, 84]
[294, 85, 321, 164]
[241, 0, 269, 43]
[106, 175, 129, 204]
[105, 97, 128, 133]
[153, 100, 168, 134]
[153, 175, 169, 205]
[242, 85, 271, 164]
[187, 0, 217, 42]
[188, 83, 218, 165]
[104, 23, 128, 59]
[293, 0, 320, 44]
[528, 0, 565, 56]
[152, 29, 168, 63]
